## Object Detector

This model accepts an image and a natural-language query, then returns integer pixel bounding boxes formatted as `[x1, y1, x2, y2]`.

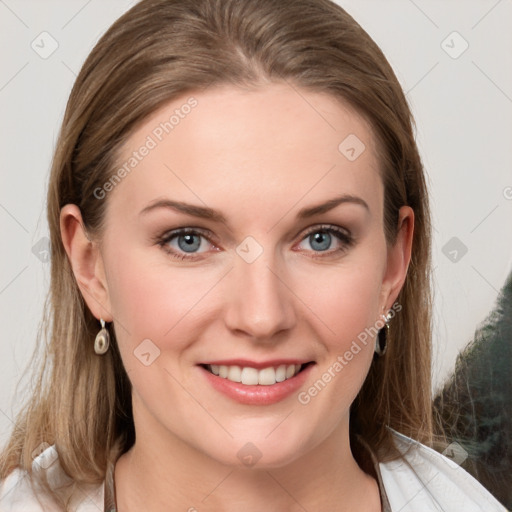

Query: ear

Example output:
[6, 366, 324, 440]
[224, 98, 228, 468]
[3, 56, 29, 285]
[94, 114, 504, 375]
[379, 205, 414, 313]
[59, 204, 113, 322]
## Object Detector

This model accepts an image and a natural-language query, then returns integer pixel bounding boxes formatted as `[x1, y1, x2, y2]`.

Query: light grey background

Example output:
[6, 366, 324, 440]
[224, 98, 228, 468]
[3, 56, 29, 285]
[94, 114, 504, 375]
[1, 0, 511, 448]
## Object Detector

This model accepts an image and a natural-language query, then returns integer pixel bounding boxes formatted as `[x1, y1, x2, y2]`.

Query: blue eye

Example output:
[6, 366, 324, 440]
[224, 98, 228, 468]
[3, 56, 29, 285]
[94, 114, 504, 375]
[157, 228, 214, 260]
[176, 233, 202, 252]
[297, 225, 353, 255]
[308, 231, 332, 251]
[156, 224, 353, 261]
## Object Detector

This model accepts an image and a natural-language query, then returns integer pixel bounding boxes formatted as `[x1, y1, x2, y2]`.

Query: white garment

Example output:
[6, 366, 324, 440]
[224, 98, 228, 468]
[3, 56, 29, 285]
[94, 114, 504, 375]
[0, 443, 102, 511]
[379, 429, 508, 511]
[0, 429, 508, 511]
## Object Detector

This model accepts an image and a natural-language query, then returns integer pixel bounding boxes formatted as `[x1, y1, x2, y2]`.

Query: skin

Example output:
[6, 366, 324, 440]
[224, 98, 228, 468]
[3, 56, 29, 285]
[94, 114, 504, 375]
[61, 82, 414, 511]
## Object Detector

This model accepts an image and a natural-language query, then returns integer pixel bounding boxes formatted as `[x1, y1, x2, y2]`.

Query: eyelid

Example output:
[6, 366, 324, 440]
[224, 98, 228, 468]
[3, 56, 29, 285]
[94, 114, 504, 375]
[156, 226, 216, 244]
[293, 223, 354, 255]
[300, 223, 352, 239]
[155, 227, 218, 258]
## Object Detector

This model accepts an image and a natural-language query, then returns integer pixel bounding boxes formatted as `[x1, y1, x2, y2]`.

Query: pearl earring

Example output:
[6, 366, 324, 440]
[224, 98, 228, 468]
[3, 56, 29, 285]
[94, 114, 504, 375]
[94, 318, 110, 355]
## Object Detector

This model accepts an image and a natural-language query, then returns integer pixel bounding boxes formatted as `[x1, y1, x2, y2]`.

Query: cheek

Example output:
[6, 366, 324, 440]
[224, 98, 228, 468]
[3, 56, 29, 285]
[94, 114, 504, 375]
[104, 244, 218, 360]
[293, 267, 382, 427]
[297, 258, 384, 347]
[293, 250, 384, 399]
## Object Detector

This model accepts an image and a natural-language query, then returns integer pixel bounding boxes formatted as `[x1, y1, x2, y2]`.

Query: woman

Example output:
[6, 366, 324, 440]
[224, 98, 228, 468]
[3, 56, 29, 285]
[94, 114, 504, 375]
[0, 0, 507, 510]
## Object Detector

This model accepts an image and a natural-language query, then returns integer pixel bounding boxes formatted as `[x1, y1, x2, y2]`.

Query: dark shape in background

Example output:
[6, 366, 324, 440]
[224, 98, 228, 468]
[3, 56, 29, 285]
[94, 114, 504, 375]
[434, 270, 512, 509]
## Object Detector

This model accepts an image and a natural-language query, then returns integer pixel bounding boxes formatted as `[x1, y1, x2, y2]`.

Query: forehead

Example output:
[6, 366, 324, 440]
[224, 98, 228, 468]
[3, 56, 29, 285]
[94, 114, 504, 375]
[108, 83, 382, 222]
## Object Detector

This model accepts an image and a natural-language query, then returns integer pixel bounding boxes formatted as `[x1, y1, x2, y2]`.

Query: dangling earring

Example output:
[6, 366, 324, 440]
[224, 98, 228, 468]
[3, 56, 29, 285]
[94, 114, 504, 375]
[375, 313, 390, 356]
[94, 318, 110, 355]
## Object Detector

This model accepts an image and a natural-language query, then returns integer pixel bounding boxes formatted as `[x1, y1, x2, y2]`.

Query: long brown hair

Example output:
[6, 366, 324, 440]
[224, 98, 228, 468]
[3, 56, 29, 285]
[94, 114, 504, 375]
[1, 0, 435, 505]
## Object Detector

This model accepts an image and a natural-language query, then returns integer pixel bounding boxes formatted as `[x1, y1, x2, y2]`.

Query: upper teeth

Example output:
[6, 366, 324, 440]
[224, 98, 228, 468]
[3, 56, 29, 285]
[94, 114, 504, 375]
[209, 364, 302, 385]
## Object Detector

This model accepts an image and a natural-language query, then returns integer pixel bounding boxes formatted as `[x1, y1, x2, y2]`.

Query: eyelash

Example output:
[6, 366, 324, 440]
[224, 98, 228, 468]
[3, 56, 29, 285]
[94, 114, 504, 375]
[299, 225, 354, 258]
[155, 225, 354, 261]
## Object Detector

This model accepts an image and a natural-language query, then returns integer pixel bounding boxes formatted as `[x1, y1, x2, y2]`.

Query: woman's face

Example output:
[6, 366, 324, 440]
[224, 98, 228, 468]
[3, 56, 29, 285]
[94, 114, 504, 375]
[74, 83, 412, 468]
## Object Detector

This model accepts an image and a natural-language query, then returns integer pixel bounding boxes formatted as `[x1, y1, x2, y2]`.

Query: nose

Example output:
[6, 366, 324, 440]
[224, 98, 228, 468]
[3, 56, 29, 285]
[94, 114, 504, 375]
[224, 251, 297, 341]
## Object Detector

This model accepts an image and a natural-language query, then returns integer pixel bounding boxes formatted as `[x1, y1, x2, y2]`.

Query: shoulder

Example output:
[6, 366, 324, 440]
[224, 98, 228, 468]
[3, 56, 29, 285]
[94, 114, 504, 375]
[379, 427, 508, 512]
[0, 444, 104, 511]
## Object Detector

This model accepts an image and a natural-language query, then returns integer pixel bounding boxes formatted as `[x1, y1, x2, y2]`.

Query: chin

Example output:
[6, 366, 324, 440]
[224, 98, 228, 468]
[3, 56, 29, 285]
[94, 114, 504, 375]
[205, 428, 311, 470]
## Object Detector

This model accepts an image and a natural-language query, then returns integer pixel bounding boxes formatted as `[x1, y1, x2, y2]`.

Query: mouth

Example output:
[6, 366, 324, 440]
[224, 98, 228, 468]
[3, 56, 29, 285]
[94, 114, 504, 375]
[197, 360, 316, 405]
[199, 361, 315, 386]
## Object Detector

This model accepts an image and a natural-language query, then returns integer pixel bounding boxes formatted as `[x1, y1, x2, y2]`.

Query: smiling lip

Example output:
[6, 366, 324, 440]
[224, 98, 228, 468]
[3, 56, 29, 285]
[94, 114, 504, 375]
[199, 359, 312, 369]
[197, 360, 315, 405]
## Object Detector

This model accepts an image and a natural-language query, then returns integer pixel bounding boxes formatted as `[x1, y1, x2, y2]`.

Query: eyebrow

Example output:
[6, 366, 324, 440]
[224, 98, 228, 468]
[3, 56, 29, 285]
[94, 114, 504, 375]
[139, 194, 369, 222]
[296, 194, 369, 218]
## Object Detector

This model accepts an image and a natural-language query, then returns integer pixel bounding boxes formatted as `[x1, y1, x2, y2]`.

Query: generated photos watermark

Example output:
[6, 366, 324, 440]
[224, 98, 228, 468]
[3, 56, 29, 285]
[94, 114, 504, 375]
[297, 301, 402, 405]
[93, 96, 198, 200]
